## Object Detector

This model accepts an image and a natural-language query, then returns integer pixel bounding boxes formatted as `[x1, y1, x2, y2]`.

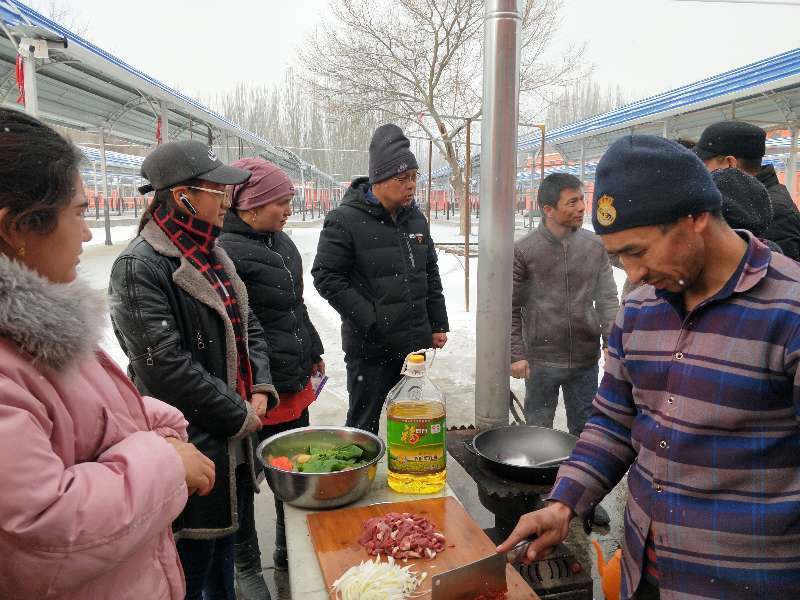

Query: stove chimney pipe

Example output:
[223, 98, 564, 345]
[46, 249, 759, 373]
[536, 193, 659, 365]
[475, 0, 521, 430]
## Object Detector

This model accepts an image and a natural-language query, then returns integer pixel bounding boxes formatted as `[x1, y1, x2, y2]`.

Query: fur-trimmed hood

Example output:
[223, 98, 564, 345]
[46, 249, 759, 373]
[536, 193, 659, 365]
[0, 253, 105, 371]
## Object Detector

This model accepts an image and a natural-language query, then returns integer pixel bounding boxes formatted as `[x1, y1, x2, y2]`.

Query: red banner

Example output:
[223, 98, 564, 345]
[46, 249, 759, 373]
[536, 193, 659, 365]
[15, 54, 25, 105]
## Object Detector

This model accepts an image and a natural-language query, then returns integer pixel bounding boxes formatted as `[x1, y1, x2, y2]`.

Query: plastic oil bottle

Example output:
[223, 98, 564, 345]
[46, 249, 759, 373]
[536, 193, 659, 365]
[386, 353, 446, 494]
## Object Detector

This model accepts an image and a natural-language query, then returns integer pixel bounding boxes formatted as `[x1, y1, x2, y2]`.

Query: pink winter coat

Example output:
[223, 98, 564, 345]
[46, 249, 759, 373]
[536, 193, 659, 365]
[0, 255, 189, 599]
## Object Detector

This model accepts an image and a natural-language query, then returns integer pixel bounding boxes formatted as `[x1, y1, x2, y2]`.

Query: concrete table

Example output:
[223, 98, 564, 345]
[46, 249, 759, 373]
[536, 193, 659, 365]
[285, 459, 455, 599]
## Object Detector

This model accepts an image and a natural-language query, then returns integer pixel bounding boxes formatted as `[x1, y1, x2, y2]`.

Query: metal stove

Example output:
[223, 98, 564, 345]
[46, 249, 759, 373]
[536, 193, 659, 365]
[447, 427, 593, 600]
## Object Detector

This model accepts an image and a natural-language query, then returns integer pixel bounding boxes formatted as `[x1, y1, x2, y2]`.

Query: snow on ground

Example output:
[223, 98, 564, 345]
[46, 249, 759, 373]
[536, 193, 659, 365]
[83, 218, 626, 430]
[85, 224, 138, 246]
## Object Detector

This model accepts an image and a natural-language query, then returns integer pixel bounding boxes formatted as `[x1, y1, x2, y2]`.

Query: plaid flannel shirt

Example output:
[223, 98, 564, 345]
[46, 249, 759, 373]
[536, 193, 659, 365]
[549, 233, 800, 599]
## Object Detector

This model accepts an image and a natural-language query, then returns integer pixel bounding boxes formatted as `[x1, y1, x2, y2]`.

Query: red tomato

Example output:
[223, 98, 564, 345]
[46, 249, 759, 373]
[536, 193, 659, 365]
[270, 456, 294, 471]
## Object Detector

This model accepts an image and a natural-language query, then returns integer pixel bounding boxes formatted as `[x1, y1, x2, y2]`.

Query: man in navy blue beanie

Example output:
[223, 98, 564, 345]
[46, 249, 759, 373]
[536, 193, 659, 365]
[500, 134, 800, 599]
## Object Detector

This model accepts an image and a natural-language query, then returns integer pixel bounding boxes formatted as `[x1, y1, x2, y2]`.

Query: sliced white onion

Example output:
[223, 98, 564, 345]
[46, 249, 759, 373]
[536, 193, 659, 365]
[331, 556, 427, 600]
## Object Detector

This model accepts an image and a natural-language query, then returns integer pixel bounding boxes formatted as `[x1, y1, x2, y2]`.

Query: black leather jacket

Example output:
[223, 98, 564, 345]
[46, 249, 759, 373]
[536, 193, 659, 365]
[109, 220, 276, 539]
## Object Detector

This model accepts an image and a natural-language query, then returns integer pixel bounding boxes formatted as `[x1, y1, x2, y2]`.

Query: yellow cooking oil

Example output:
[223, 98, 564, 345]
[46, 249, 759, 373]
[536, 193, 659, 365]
[386, 354, 446, 494]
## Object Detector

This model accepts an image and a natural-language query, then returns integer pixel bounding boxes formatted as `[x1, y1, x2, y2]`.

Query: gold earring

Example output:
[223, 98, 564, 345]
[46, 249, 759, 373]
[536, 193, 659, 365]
[17, 245, 26, 258]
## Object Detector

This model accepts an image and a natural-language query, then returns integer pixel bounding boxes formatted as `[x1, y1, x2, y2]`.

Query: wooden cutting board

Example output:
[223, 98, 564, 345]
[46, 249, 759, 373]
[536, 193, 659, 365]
[307, 496, 539, 599]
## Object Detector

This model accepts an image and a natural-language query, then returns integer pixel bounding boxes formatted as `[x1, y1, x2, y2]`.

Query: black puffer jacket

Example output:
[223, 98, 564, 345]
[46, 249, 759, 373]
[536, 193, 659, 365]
[758, 165, 800, 261]
[312, 177, 449, 360]
[219, 211, 323, 393]
[109, 220, 277, 540]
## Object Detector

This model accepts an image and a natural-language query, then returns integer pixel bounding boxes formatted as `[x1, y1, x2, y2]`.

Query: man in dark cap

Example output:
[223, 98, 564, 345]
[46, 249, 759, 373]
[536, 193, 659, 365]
[499, 135, 800, 599]
[694, 120, 800, 260]
[312, 124, 449, 433]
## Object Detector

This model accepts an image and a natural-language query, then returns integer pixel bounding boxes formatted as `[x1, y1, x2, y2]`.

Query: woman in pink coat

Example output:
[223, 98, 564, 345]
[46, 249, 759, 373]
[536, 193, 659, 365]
[0, 109, 215, 599]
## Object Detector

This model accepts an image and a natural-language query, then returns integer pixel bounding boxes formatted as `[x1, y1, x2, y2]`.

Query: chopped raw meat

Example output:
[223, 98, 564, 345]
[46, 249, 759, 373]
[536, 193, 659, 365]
[358, 512, 446, 560]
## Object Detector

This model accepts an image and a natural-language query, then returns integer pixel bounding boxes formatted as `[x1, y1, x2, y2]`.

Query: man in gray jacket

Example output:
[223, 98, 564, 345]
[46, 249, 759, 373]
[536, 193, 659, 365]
[511, 173, 619, 437]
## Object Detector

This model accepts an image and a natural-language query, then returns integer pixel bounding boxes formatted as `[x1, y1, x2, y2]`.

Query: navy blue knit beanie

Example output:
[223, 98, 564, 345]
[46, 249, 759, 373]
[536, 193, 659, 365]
[369, 124, 419, 184]
[592, 135, 722, 234]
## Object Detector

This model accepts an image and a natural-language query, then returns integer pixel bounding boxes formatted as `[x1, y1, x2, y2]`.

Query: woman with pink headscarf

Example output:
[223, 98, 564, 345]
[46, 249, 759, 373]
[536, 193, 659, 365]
[220, 158, 324, 598]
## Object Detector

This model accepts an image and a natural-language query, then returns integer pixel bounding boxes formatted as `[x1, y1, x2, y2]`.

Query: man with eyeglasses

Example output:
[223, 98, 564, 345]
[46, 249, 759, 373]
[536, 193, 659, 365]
[313, 123, 449, 434]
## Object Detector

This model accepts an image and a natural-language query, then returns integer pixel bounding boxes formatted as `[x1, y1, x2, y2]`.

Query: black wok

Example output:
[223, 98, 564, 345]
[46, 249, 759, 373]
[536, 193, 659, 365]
[465, 425, 578, 484]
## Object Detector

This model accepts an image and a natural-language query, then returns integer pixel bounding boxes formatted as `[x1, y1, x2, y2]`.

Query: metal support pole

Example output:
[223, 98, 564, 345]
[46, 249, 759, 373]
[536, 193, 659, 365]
[93, 161, 99, 219]
[787, 126, 798, 200]
[528, 151, 534, 228]
[534, 127, 545, 228]
[540, 128, 546, 185]
[426, 139, 433, 221]
[100, 128, 112, 246]
[475, 0, 521, 430]
[301, 167, 306, 221]
[464, 119, 472, 312]
[19, 45, 39, 118]
[117, 177, 123, 215]
[159, 101, 169, 143]
[133, 171, 139, 218]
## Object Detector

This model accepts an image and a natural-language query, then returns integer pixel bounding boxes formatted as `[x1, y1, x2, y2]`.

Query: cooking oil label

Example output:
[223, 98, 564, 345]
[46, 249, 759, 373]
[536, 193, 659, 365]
[387, 417, 446, 474]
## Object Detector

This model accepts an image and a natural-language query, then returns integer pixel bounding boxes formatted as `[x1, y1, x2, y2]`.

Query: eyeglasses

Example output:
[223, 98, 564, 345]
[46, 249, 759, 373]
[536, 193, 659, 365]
[179, 185, 231, 199]
[392, 173, 418, 184]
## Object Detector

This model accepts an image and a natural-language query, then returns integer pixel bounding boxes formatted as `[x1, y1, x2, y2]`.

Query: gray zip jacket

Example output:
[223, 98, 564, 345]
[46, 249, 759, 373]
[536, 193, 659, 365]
[511, 222, 619, 368]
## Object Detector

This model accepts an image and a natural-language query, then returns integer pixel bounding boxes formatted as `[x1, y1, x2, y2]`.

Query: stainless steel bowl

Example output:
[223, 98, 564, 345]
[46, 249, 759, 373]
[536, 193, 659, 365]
[256, 426, 385, 509]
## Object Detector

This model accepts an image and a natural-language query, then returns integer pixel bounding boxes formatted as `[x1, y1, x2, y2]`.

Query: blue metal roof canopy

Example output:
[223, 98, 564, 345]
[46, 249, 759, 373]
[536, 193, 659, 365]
[79, 145, 143, 170]
[519, 47, 800, 156]
[0, 0, 338, 186]
[426, 47, 800, 182]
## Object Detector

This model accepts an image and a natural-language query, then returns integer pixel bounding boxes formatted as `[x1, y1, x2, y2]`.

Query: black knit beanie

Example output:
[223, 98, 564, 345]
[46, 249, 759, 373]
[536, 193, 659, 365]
[368, 124, 419, 184]
[711, 167, 772, 237]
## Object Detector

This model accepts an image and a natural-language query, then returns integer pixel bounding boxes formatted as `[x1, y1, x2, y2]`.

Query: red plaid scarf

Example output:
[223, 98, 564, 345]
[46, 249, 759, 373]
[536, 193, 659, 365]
[153, 206, 253, 402]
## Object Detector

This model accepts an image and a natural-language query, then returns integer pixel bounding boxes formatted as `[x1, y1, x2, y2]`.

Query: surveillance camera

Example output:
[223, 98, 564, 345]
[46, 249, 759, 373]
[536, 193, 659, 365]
[19, 35, 68, 59]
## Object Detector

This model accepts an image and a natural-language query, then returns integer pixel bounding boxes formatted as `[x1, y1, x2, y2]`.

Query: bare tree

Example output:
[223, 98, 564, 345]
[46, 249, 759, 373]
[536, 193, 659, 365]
[301, 0, 581, 233]
[209, 69, 383, 183]
[31, 1, 91, 38]
[545, 76, 627, 129]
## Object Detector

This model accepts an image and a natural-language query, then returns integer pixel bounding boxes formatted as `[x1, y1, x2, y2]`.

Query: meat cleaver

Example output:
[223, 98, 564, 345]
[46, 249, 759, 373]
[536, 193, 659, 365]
[431, 537, 534, 599]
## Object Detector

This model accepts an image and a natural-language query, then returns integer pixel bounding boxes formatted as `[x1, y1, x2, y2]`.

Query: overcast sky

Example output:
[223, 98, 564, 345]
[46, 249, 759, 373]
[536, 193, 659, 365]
[31, 0, 800, 105]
